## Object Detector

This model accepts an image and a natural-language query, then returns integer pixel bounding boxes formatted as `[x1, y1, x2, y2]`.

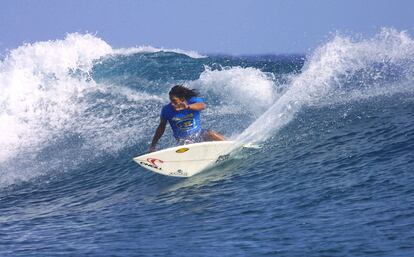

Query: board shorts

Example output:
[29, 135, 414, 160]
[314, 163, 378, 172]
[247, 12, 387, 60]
[176, 129, 209, 145]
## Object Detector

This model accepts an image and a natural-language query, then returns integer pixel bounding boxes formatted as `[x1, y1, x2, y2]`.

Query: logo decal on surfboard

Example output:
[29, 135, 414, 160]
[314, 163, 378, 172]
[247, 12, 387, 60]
[215, 154, 230, 163]
[175, 148, 189, 153]
[169, 169, 188, 176]
[139, 158, 164, 170]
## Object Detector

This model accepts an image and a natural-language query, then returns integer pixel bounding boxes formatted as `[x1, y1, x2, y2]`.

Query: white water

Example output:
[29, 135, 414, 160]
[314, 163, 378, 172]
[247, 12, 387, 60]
[1, 28, 414, 187]
[237, 28, 414, 144]
[190, 66, 278, 116]
[0, 33, 164, 186]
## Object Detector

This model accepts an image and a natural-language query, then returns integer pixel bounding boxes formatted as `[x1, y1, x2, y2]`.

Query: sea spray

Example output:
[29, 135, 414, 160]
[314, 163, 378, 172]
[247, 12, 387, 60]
[0, 33, 112, 162]
[237, 28, 414, 144]
[190, 66, 278, 116]
[0, 34, 163, 187]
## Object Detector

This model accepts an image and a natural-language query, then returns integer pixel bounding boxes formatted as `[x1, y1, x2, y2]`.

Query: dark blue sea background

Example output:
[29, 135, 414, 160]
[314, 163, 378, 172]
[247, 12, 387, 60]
[1, 29, 413, 256]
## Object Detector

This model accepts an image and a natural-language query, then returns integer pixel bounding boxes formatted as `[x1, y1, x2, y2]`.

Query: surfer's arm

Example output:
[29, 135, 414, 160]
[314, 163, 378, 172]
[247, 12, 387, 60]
[150, 119, 167, 152]
[173, 102, 205, 111]
[187, 102, 205, 111]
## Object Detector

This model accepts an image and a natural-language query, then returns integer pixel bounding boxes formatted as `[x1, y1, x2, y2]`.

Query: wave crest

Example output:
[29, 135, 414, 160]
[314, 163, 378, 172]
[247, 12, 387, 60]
[237, 28, 414, 143]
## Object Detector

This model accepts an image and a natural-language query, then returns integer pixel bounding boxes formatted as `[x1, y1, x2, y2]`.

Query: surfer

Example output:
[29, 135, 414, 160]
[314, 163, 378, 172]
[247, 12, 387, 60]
[149, 85, 225, 152]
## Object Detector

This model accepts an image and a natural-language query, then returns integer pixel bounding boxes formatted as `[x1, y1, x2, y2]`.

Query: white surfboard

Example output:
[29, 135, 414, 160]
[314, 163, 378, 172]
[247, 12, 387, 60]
[133, 141, 237, 177]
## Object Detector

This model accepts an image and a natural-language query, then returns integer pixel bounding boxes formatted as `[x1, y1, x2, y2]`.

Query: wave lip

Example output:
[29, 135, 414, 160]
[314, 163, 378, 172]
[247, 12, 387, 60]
[237, 28, 414, 144]
[113, 46, 207, 59]
[0, 33, 113, 161]
[0, 33, 162, 187]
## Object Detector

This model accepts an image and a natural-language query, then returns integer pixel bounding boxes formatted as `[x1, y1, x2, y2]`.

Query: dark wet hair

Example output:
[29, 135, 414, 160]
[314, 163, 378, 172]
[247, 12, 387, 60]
[169, 85, 199, 100]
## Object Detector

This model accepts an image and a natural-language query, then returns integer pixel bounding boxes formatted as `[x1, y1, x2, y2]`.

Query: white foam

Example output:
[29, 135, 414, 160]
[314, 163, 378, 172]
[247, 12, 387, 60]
[0, 34, 111, 159]
[237, 28, 414, 144]
[190, 66, 277, 116]
[0, 33, 164, 187]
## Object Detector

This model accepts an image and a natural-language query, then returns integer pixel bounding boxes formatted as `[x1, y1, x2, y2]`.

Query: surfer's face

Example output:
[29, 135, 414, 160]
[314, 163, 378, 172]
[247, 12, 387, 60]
[169, 95, 186, 105]
[169, 95, 187, 111]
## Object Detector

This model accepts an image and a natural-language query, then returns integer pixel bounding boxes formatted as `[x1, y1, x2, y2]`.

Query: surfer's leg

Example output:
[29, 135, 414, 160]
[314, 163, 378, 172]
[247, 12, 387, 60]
[203, 130, 225, 141]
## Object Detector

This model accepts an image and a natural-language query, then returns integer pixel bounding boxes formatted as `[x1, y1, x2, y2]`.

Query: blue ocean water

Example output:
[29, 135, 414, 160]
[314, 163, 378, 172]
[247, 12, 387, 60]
[1, 29, 414, 256]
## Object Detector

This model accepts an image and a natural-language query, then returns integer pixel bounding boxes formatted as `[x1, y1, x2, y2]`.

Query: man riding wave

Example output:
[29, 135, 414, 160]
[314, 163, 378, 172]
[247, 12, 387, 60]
[149, 85, 225, 152]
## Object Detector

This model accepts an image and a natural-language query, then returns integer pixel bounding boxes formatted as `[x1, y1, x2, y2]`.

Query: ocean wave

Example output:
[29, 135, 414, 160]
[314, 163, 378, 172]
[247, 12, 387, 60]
[1, 28, 413, 187]
[189, 66, 278, 116]
[113, 46, 206, 59]
[0, 33, 164, 187]
[237, 28, 414, 144]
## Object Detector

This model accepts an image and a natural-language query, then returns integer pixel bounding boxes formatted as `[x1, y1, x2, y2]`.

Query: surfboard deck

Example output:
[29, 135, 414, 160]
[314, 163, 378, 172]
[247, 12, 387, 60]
[133, 141, 237, 177]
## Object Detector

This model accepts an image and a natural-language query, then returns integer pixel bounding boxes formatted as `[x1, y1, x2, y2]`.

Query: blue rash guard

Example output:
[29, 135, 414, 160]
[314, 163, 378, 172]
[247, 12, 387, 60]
[160, 97, 203, 139]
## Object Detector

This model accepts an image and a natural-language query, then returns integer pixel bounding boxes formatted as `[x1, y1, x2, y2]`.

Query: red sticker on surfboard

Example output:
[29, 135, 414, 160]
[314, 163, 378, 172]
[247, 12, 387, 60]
[147, 158, 164, 168]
